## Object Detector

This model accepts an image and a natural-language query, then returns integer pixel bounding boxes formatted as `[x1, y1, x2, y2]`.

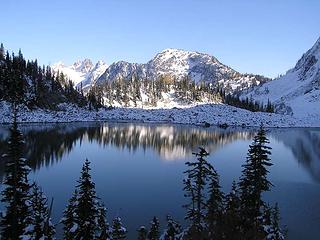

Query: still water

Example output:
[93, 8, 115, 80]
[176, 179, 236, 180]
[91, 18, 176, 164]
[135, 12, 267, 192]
[0, 122, 319, 239]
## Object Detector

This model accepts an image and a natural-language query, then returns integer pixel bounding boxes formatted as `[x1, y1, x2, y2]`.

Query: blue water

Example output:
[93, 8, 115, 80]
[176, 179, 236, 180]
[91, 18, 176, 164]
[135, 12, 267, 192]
[0, 123, 319, 239]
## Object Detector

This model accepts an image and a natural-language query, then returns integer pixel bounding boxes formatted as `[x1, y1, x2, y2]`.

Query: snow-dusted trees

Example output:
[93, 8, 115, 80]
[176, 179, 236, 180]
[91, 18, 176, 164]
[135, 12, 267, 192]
[0, 43, 87, 109]
[267, 203, 284, 240]
[239, 125, 274, 240]
[137, 226, 148, 240]
[0, 114, 57, 240]
[180, 127, 284, 240]
[61, 159, 111, 240]
[160, 215, 182, 240]
[111, 217, 127, 239]
[0, 113, 56, 239]
[26, 184, 55, 239]
[183, 147, 223, 239]
[137, 216, 160, 240]
[74, 159, 100, 239]
[96, 203, 111, 240]
[61, 190, 79, 240]
[87, 85, 104, 110]
[0, 115, 32, 239]
[148, 216, 160, 240]
[95, 74, 221, 108]
[223, 91, 274, 113]
[227, 125, 284, 240]
[132, 75, 141, 107]
[265, 99, 275, 113]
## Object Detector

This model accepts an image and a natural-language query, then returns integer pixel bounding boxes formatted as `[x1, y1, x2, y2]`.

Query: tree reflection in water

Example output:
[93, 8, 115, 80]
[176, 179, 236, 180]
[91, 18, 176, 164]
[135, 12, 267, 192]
[1, 123, 320, 182]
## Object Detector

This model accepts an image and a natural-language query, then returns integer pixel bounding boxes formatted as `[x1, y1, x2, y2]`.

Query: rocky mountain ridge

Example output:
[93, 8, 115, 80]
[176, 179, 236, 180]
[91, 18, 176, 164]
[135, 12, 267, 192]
[53, 48, 269, 93]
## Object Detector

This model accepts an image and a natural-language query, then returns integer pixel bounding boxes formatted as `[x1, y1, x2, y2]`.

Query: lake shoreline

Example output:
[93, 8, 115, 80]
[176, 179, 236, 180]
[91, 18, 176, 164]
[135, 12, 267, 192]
[1, 101, 319, 128]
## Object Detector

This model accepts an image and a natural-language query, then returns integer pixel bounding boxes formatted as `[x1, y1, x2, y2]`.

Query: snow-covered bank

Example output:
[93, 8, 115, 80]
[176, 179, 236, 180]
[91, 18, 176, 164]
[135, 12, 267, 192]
[0, 101, 318, 127]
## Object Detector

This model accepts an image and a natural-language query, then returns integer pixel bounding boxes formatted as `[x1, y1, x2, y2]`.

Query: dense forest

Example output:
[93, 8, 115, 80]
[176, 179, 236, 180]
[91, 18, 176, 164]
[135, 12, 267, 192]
[0, 115, 284, 239]
[88, 75, 274, 112]
[86, 75, 221, 108]
[0, 43, 90, 109]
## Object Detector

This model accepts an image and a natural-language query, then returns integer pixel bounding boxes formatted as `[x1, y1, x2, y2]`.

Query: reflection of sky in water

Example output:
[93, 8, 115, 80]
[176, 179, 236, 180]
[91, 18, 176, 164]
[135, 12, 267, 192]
[0, 123, 320, 240]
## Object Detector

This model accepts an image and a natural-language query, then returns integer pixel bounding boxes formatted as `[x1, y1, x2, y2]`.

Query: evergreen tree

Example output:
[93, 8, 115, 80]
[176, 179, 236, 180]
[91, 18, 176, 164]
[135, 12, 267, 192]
[161, 215, 182, 240]
[115, 78, 122, 103]
[26, 183, 55, 239]
[0, 43, 87, 109]
[239, 125, 273, 240]
[96, 203, 111, 240]
[61, 159, 105, 240]
[147, 216, 160, 240]
[266, 99, 274, 113]
[61, 190, 79, 240]
[222, 181, 241, 240]
[0, 113, 32, 239]
[111, 217, 127, 239]
[183, 147, 214, 234]
[74, 159, 100, 239]
[0, 43, 5, 99]
[122, 82, 130, 107]
[266, 203, 284, 240]
[223, 92, 273, 112]
[0, 43, 4, 60]
[206, 167, 224, 239]
[133, 75, 141, 106]
[137, 226, 148, 240]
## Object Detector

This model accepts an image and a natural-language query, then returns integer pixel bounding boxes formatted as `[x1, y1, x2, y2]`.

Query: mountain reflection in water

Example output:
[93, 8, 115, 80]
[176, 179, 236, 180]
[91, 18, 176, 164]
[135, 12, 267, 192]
[1, 123, 320, 182]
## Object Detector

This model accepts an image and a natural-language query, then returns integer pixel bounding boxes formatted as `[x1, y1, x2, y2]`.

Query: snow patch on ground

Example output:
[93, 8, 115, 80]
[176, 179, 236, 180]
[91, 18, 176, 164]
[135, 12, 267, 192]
[0, 101, 318, 127]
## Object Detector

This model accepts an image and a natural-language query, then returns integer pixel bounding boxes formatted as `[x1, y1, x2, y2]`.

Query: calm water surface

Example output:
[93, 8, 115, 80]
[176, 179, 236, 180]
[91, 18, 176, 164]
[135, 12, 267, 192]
[0, 122, 319, 239]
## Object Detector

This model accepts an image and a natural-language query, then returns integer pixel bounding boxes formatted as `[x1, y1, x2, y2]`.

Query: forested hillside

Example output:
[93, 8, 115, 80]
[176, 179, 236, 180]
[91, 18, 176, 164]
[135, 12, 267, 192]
[0, 43, 87, 110]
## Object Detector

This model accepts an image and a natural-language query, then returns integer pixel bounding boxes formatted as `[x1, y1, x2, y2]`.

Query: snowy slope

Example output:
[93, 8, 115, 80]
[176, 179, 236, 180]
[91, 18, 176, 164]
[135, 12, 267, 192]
[97, 48, 269, 93]
[244, 37, 320, 117]
[0, 100, 313, 127]
[52, 59, 108, 89]
[79, 60, 108, 89]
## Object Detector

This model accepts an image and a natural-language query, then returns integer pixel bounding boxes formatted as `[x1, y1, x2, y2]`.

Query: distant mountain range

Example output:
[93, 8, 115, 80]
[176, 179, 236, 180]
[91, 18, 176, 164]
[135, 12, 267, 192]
[52, 59, 108, 89]
[52, 37, 320, 116]
[243, 37, 320, 117]
[52, 48, 269, 93]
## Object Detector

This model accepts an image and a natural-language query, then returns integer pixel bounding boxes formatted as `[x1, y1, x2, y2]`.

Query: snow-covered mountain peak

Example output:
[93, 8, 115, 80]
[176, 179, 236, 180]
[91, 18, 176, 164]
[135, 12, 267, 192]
[155, 48, 194, 57]
[71, 59, 93, 73]
[52, 59, 106, 87]
[153, 48, 218, 64]
[149, 48, 219, 78]
[96, 48, 268, 92]
[52, 61, 65, 69]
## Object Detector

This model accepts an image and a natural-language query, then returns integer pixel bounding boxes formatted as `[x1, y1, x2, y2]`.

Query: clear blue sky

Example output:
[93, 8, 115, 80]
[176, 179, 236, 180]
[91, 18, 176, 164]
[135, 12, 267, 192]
[2, 0, 319, 78]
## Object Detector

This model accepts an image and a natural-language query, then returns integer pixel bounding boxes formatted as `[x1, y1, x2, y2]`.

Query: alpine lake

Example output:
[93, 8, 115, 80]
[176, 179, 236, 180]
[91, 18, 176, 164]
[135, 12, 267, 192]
[0, 122, 319, 240]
